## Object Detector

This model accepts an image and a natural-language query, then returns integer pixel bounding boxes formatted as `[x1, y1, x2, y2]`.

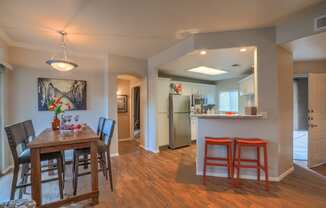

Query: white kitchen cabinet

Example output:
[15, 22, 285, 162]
[239, 74, 255, 96]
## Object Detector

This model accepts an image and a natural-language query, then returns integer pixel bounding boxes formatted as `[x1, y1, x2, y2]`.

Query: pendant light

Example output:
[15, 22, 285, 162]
[46, 31, 78, 72]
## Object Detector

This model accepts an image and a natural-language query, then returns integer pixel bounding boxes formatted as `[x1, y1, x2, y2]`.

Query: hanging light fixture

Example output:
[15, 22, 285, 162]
[46, 31, 78, 72]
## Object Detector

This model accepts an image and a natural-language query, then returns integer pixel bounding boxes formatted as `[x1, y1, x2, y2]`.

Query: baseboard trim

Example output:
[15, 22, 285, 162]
[110, 153, 119, 157]
[197, 166, 294, 182]
[310, 162, 326, 168]
[278, 166, 295, 181]
[0, 165, 13, 175]
[142, 146, 159, 153]
[119, 138, 133, 142]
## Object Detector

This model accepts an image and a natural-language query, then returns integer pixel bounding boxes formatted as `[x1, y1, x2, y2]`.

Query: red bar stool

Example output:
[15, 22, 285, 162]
[203, 137, 233, 184]
[233, 138, 269, 190]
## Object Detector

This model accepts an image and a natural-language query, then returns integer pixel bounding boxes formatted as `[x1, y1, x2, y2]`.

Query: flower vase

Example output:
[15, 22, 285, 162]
[51, 115, 61, 130]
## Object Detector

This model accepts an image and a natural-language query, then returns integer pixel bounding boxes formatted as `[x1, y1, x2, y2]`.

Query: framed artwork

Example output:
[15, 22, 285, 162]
[117, 95, 128, 113]
[38, 78, 87, 111]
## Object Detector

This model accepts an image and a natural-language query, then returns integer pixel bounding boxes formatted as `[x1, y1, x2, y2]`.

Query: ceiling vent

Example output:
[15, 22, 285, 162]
[314, 15, 326, 31]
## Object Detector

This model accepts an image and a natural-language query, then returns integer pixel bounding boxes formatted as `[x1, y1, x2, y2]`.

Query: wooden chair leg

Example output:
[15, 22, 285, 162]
[106, 151, 113, 192]
[56, 158, 64, 199]
[73, 154, 79, 195]
[257, 146, 261, 182]
[203, 142, 208, 185]
[263, 144, 269, 190]
[10, 165, 19, 200]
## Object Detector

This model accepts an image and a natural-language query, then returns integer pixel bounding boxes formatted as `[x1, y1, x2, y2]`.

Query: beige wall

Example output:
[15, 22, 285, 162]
[117, 79, 131, 140]
[294, 60, 326, 75]
[277, 46, 294, 174]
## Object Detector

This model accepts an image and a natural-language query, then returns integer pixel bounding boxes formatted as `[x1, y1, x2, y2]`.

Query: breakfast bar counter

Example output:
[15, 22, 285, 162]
[191, 114, 277, 180]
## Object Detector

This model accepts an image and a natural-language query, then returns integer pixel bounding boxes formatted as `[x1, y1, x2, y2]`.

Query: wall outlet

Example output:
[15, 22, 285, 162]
[260, 112, 268, 119]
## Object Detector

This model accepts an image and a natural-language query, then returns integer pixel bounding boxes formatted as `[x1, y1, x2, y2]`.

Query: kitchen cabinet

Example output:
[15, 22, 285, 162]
[239, 74, 255, 96]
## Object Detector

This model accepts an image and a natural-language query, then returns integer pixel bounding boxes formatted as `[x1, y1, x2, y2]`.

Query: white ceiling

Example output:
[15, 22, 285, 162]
[0, 0, 323, 59]
[284, 32, 326, 61]
[159, 47, 255, 81]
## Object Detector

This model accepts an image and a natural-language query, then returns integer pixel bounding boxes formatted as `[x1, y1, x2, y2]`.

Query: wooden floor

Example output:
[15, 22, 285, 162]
[1, 141, 326, 208]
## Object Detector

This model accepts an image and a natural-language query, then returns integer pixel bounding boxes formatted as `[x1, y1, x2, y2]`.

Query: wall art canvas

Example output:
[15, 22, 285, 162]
[117, 95, 128, 113]
[38, 78, 87, 111]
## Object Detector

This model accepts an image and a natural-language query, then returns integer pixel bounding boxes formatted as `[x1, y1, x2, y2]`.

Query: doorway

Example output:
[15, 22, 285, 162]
[132, 86, 141, 138]
[116, 74, 143, 155]
[293, 77, 308, 164]
[284, 32, 326, 174]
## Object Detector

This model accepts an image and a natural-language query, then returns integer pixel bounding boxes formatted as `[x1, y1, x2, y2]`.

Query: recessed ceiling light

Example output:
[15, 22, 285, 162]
[240, 48, 247, 52]
[187, 66, 227, 75]
[200, 50, 207, 55]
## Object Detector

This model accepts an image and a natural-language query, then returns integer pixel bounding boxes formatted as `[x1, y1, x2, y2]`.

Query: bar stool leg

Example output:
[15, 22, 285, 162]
[229, 143, 233, 179]
[233, 140, 237, 175]
[226, 144, 230, 178]
[257, 145, 261, 182]
[263, 143, 269, 190]
[236, 144, 241, 181]
[203, 142, 208, 185]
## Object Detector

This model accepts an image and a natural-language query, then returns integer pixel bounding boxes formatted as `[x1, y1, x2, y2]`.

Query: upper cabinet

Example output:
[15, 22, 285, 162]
[239, 74, 255, 96]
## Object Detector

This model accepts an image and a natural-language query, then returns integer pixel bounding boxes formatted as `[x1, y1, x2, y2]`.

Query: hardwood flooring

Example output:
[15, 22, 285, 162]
[1, 142, 326, 207]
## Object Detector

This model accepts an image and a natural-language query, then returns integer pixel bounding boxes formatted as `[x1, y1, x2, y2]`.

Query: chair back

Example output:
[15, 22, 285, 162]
[4, 123, 29, 164]
[23, 120, 35, 141]
[97, 117, 106, 136]
[101, 119, 115, 146]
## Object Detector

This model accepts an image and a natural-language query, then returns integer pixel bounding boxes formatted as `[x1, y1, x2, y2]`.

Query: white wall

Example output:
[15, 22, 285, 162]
[8, 67, 105, 135]
[8, 47, 105, 135]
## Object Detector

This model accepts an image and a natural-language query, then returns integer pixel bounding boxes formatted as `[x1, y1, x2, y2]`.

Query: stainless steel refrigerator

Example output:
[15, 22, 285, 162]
[169, 94, 191, 149]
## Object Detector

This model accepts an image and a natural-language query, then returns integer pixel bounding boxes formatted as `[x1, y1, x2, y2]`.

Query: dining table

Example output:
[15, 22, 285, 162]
[27, 125, 99, 208]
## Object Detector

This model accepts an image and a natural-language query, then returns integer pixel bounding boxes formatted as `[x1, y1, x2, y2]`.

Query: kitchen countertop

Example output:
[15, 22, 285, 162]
[191, 114, 264, 119]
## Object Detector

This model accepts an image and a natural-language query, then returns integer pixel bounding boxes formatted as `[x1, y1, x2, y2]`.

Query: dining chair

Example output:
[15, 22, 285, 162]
[5, 122, 64, 200]
[81, 117, 106, 170]
[18, 120, 36, 196]
[72, 118, 115, 195]
[22, 120, 66, 189]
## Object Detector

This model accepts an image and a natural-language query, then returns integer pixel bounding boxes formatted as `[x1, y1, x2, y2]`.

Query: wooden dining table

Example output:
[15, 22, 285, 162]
[27, 125, 99, 208]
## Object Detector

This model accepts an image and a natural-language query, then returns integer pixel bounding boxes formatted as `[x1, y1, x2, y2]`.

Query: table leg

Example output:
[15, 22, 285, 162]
[31, 148, 42, 207]
[90, 141, 99, 204]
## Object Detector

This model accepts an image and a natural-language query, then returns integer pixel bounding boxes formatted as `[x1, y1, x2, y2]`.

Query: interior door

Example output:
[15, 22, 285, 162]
[308, 73, 326, 168]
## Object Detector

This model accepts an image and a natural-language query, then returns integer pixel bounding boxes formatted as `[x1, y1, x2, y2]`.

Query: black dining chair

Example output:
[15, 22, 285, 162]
[72, 118, 115, 195]
[5, 122, 64, 200]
